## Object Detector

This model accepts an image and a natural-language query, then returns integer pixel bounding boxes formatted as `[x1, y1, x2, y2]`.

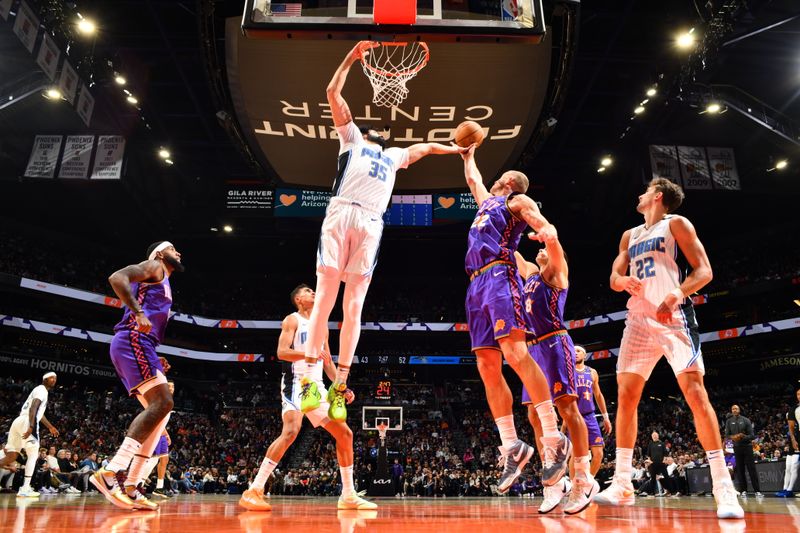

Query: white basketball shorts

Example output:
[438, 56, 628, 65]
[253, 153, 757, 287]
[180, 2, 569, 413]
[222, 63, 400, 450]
[617, 311, 704, 380]
[317, 197, 384, 280]
[5, 416, 38, 453]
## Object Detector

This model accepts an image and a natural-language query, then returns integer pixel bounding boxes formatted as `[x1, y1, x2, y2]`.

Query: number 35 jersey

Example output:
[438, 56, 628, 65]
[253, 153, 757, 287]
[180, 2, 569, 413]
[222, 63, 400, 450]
[626, 215, 691, 316]
[333, 121, 409, 214]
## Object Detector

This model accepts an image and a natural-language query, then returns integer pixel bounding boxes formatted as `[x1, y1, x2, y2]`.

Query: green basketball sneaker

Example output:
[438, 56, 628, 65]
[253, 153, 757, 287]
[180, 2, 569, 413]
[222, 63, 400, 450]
[300, 377, 321, 413]
[327, 382, 348, 422]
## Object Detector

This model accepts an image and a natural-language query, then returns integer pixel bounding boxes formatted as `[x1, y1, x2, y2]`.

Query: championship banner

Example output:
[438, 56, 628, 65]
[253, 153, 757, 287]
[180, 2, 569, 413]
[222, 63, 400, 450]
[0, 0, 13, 21]
[648, 145, 681, 185]
[12, 0, 38, 53]
[58, 135, 95, 179]
[36, 32, 60, 81]
[24, 135, 62, 178]
[91, 135, 125, 179]
[273, 187, 330, 217]
[76, 84, 95, 127]
[707, 147, 741, 190]
[58, 60, 79, 104]
[433, 193, 478, 220]
[677, 146, 713, 190]
[226, 186, 274, 211]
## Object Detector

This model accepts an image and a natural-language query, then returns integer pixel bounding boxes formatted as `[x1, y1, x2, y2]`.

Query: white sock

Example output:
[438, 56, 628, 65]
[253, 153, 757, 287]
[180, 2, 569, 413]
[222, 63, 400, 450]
[156, 478, 164, 489]
[141, 456, 159, 484]
[108, 437, 142, 472]
[706, 449, 730, 486]
[335, 365, 350, 386]
[252, 457, 278, 489]
[534, 400, 559, 439]
[574, 455, 592, 480]
[495, 415, 518, 450]
[341, 465, 355, 495]
[614, 448, 634, 481]
[125, 454, 150, 487]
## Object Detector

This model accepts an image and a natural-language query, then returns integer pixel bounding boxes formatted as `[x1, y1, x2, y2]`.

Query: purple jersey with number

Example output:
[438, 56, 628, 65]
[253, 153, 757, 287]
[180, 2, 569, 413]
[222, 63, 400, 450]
[522, 273, 568, 337]
[113, 276, 173, 345]
[465, 194, 527, 275]
[576, 366, 596, 415]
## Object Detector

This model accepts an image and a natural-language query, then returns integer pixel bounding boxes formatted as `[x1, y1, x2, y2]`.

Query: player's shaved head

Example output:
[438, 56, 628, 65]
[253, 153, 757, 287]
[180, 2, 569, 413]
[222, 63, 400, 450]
[502, 171, 529, 193]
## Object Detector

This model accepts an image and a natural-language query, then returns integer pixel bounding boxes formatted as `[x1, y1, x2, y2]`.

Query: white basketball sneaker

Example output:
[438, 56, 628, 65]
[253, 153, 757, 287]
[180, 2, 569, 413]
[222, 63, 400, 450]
[593, 475, 635, 506]
[714, 480, 745, 519]
[539, 476, 571, 514]
[564, 476, 600, 515]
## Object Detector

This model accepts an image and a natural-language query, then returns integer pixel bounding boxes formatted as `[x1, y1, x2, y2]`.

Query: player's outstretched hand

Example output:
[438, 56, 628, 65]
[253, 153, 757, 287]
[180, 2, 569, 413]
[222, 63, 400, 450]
[319, 349, 332, 365]
[350, 41, 379, 62]
[135, 312, 153, 334]
[528, 224, 558, 244]
[344, 388, 356, 404]
[159, 357, 171, 374]
[602, 418, 613, 435]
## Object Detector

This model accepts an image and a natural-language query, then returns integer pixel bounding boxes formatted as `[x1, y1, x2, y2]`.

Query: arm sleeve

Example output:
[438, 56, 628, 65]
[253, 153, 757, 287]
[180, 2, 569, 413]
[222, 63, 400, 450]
[385, 147, 410, 171]
[336, 121, 362, 155]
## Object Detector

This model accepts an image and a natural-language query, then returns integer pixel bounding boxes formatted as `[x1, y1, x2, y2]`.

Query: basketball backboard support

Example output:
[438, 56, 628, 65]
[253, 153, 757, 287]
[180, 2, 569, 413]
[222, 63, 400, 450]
[362, 406, 403, 431]
[242, 0, 546, 43]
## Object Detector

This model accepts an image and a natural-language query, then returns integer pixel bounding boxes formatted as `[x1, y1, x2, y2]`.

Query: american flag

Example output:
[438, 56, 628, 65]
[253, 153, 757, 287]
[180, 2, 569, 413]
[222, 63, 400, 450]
[270, 3, 302, 17]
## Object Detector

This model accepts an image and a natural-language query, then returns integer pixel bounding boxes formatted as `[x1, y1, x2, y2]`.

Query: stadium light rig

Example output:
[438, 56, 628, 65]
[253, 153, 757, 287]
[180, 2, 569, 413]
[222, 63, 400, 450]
[676, 28, 696, 49]
[76, 14, 97, 35]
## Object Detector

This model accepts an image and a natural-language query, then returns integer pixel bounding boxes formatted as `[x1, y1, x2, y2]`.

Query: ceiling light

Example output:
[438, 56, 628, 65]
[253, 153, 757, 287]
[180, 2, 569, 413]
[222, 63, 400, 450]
[164, 159, 174, 165]
[634, 106, 645, 115]
[44, 88, 62, 100]
[646, 87, 657, 97]
[158, 148, 171, 159]
[793, 299, 800, 307]
[223, 225, 233, 233]
[210, 227, 219, 232]
[705, 102, 722, 114]
[114, 75, 126, 86]
[597, 167, 606, 173]
[77, 18, 96, 35]
[126, 95, 138, 104]
[676, 29, 696, 49]
[640, 99, 649, 106]
[776, 160, 788, 170]
[600, 156, 613, 167]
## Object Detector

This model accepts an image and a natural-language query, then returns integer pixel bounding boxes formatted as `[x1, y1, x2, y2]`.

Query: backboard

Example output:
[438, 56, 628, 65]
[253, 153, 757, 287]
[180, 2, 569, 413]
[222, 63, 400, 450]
[362, 405, 403, 431]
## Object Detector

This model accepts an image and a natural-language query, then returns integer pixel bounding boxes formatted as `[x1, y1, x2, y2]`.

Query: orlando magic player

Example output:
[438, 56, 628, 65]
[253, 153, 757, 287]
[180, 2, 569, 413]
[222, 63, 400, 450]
[298, 41, 466, 422]
[594, 178, 743, 519]
[91, 241, 182, 511]
[240, 284, 373, 511]
[515, 244, 599, 514]
[0, 372, 59, 497]
[460, 143, 569, 493]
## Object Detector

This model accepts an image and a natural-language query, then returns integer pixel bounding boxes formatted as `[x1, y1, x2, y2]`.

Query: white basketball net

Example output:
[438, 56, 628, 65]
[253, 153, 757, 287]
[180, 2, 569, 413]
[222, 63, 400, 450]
[377, 424, 388, 443]
[360, 42, 430, 108]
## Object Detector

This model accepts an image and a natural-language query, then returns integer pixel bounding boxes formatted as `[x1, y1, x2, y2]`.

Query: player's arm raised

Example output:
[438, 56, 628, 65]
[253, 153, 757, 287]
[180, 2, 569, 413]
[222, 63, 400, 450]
[276, 314, 304, 362]
[461, 144, 490, 205]
[539, 237, 568, 288]
[658, 216, 713, 314]
[108, 260, 163, 334]
[508, 194, 557, 243]
[591, 368, 612, 435]
[406, 142, 466, 166]
[609, 229, 642, 296]
[326, 41, 376, 127]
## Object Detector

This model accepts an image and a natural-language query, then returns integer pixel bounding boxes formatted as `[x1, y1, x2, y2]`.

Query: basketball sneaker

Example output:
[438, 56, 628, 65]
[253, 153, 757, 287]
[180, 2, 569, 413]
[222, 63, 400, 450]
[125, 484, 159, 511]
[714, 480, 745, 519]
[16, 486, 39, 498]
[540, 433, 572, 486]
[327, 382, 348, 422]
[338, 491, 378, 510]
[90, 467, 135, 510]
[239, 487, 272, 511]
[497, 440, 535, 493]
[152, 487, 172, 498]
[564, 476, 600, 515]
[593, 475, 635, 506]
[300, 377, 321, 413]
[539, 476, 571, 514]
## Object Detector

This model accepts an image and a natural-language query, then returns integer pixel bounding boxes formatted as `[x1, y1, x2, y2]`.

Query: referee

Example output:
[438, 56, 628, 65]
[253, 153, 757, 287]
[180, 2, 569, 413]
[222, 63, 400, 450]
[724, 404, 761, 496]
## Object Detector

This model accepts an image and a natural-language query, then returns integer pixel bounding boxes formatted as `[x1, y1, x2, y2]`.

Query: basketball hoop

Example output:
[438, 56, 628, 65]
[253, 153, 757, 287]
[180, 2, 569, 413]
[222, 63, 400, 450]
[377, 423, 389, 446]
[360, 41, 430, 108]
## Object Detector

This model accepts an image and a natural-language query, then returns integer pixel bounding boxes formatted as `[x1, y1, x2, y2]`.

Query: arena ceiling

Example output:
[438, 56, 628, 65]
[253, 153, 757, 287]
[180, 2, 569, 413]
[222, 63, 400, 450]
[0, 0, 799, 257]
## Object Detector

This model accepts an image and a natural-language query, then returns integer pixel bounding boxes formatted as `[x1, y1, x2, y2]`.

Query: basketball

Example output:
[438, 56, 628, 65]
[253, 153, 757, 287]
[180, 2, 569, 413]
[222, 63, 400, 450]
[454, 121, 485, 148]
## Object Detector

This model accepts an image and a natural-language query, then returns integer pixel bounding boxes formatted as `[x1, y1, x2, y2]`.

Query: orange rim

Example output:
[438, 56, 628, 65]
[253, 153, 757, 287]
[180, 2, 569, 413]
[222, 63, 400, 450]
[361, 41, 430, 78]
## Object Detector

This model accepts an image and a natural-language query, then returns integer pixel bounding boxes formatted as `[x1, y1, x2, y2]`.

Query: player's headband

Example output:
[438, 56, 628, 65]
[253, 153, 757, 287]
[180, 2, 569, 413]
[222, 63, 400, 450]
[148, 241, 174, 261]
[43, 372, 57, 380]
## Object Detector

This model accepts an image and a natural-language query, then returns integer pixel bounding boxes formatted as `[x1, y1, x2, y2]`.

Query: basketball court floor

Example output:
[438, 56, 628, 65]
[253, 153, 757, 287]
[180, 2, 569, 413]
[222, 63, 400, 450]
[1, 494, 798, 532]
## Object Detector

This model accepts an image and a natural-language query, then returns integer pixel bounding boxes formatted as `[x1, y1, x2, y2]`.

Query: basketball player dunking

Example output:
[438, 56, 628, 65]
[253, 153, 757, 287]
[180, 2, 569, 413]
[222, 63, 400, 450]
[240, 284, 374, 511]
[0, 372, 59, 497]
[515, 244, 599, 514]
[461, 144, 570, 493]
[91, 241, 182, 511]
[298, 41, 466, 421]
[593, 178, 743, 519]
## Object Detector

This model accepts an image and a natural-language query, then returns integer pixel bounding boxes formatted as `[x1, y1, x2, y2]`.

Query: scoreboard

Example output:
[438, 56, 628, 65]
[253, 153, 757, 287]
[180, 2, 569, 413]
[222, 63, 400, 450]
[383, 195, 432, 226]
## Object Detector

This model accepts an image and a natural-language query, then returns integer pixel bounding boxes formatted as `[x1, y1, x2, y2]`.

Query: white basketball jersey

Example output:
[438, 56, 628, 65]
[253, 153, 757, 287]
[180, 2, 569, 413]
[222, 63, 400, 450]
[626, 215, 690, 316]
[20, 385, 48, 422]
[333, 121, 409, 214]
[289, 312, 323, 383]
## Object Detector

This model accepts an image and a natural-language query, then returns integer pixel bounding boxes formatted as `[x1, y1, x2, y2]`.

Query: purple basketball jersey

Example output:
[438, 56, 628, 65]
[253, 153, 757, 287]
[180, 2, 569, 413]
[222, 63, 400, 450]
[113, 276, 173, 345]
[575, 366, 596, 415]
[465, 194, 527, 275]
[522, 273, 568, 338]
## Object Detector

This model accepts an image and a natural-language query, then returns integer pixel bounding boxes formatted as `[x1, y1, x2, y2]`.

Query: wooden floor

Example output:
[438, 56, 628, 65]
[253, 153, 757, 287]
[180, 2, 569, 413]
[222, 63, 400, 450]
[1, 494, 799, 532]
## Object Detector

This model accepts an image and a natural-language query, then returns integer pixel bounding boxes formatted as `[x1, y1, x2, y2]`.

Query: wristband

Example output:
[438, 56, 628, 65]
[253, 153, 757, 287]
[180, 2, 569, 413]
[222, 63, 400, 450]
[602, 413, 610, 421]
[669, 287, 685, 300]
[134, 309, 145, 315]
